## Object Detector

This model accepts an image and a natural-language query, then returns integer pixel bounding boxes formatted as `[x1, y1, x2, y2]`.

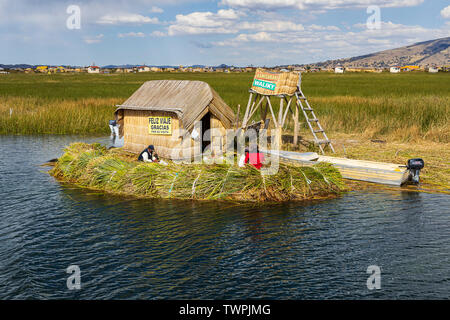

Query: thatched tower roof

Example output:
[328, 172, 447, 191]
[115, 80, 235, 130]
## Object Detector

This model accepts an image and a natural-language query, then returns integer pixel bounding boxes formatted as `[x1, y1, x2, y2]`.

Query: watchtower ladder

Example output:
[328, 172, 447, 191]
[295, 87, 335, 154]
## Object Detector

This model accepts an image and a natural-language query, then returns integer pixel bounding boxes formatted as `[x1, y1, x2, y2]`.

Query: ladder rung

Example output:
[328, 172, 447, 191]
[308, 118, 319, 122]
[302, 108, 313, 111]
[317, 139, 330, 144]
[314, 129, 324, 133]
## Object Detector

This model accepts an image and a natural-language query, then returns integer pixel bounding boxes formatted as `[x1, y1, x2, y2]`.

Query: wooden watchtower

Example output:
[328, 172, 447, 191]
[240, 68, 334, 154]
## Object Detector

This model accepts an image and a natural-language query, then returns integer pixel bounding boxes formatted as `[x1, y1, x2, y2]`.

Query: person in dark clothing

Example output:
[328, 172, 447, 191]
[138, 145, 159, 163]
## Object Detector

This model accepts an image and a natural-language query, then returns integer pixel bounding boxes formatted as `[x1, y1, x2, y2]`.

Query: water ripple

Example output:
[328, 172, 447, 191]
[0, 135, 449, 299]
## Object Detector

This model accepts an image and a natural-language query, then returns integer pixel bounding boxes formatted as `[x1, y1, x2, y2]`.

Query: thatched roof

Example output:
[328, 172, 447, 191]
[115, 80, 236, 130]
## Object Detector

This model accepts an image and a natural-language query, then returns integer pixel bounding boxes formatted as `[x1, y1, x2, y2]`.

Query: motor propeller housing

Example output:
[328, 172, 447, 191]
[407, 158, 425, 184]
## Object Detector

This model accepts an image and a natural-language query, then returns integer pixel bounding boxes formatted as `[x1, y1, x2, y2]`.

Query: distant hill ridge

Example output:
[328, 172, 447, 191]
[310, 37, 449, 68]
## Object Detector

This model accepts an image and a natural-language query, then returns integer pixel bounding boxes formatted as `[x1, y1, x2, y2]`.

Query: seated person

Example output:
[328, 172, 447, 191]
[246, 145, 264, 170]
[138, 145, 159, 163]
[238, 148, 249, 167]
[239, 145, 264, 170]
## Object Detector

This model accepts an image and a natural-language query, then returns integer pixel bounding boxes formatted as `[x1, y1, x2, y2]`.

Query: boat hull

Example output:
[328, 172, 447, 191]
[264, 150, 410, 186]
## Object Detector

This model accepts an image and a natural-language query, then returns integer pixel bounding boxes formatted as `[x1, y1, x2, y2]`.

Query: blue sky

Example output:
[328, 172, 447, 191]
[1, 0, 449, 66]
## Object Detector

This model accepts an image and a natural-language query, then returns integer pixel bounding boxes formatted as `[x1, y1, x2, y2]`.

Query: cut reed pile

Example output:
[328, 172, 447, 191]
[49, 143, 345, 202]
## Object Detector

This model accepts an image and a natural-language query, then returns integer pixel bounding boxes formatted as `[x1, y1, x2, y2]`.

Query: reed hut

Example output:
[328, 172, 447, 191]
[115, 80, 235, 160]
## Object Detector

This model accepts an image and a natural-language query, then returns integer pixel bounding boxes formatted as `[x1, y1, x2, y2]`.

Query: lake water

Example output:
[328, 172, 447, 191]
[0, 135, 449, 299]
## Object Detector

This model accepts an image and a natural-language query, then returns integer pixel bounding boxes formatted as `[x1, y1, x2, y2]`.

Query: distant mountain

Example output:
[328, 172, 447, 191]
[0, 64, 34, 69]
[0, 63, 243, 70]
[310, 37, 450, 68]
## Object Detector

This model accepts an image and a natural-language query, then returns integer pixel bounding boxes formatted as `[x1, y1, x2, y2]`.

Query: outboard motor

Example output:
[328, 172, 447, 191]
[407, 158, 424, 184]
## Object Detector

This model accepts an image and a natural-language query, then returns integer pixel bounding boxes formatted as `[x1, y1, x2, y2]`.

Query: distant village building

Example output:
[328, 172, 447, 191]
[138, 66, 151, 72]
[87, 66, 100, 73]
[150, 67, 162, 72]
[35, 66, 48, 73]
[390, 67, 401, 73]
[401, 65, 420, 72]
[428, 67, 439, 73]
[334, 66, 345, 74]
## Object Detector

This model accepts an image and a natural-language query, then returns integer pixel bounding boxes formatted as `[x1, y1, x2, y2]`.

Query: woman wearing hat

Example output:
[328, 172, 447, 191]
[138, 145, 159, 163]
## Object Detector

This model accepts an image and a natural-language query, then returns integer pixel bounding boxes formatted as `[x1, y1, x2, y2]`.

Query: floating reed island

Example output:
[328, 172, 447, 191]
[49, 143, 346, 202]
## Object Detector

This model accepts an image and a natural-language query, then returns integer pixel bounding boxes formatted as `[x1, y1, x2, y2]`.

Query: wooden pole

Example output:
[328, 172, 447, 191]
[242, 92, 253, 128]
[262, 100, 268, 122]
[281, 97, 292, 127]
[235, 104, 241, 129]
[265, 96, 281, 149]
[278, 97, 283, 125]
[293, 101, 299, 145]
[266, 96, 277, 128]
[246, 96, 265, 126]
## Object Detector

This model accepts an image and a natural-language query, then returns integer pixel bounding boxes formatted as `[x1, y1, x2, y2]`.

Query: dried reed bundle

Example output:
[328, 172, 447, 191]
[50, 143, 345, 202]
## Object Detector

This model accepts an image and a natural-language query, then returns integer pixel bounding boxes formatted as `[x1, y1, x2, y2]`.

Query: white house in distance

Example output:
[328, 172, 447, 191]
[334, 66, 345, 74]
[137, 66, 151, 72]
[428, 67, 439, 73]
[87, 66, 100, 73]
[390, 66, 401, 73]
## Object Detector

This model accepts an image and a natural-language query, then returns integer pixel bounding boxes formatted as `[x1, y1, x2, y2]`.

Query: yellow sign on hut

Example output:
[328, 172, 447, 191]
[148, 116, 172, 135]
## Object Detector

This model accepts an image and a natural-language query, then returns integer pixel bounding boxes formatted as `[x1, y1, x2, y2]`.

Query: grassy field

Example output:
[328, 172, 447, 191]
[0, 72, 448, 141]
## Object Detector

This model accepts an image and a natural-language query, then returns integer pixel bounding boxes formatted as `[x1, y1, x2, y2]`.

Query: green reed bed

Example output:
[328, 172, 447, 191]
[1, 72, 448, 141]
[49, 143, 345, 202]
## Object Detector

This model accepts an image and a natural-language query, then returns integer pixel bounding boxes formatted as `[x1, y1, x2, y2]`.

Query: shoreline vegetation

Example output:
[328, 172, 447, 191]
[49, 143, 346, 202]
[2, 72, 448, 192]
[1, 72, 448, 141]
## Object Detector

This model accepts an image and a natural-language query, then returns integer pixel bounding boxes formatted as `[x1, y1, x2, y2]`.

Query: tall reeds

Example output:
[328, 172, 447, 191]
[0, 96, 120, 134]
[1, 72, 448, 141]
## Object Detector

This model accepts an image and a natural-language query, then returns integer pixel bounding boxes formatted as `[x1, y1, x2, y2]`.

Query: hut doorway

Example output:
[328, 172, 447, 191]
[201, 112, 211, 152]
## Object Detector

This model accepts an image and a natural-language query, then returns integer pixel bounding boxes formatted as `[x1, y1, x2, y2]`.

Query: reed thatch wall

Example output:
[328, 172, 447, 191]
[115, 80, 236, 160]
[123, 109, 182, 158]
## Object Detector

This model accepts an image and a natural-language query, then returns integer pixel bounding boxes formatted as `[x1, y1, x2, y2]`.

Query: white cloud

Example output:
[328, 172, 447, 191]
[168, 9, 243, 35]
[150, 30, 167, 37]
[118, 32, 146, 38]
[84, 34, 104, 44]
[97, 13, 159, 25]
[150, 6, 164, 13]
[441, 6, 450, 19]
[212, 19, 449, 65]
[308, 24, 340, 31]
[239, 20, 304, 32]
[220, 0, 424, 10]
